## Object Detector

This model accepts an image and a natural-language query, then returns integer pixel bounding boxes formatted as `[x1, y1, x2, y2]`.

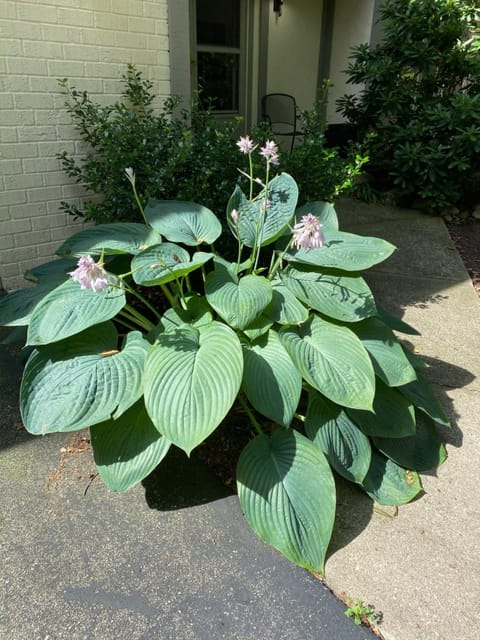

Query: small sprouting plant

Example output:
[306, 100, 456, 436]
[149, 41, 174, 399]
[0, 137, 449, 574]
[344, 597, 379, 627]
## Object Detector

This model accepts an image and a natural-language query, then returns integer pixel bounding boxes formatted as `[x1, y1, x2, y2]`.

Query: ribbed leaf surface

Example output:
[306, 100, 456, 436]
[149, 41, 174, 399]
[305, 391, 371, 483]
[131, 243, 213, 286]
[237, 428, 336, 573]
[144, 321, 243, 454]
[91, 400, 171, 492]
[352, 316, 417, 386]
[21, 325, 148, 434]
[285, 230, 395, 271]
[205, 262, 272, 330]
[27, 278, 126, 345]
[295, 201, 339, 231]
[361, 451, 422, 505]
[242, 330, 301, 426]
[281, 265, 376, 322]
[145, 200, 222, 245]
[399, 372, 451, 426]
[264, 280, 309, 325]
[280, 314, 375, 410]
[56, 223, 162, 256]
[0, 274, 67, 327]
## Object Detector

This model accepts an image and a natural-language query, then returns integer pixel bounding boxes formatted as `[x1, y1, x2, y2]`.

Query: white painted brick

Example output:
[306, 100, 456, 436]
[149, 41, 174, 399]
[37, 141, 75, 157]
[132, 50, 157, 66]
[15, 229, 52, 248]
[57, 8, 94, 28]
[81, 28, 115, 46]
[1, 74, 31, 92]
[143, 2, 168, 19]
[47, 59, 86, 77]
[1, 189, 28, 206]
[32, 213, 68, 230]
[155, 20, 169, 36]
[63, 43, 100, 61]
[18, 126, 57, 143]
[147, 35, 169, 50]
[29, 77, 62, 93]
[23, 40, 63, 59]
[78, 0, 112, 10]
[94, 11, 128, 31]
[0, 19, 42, 40]
[37, 240, 65, 257]
[27, 186, 63, 203]
[98, 46, 132, 63]
[0, 235, 15, 251]
[23, 157, 61, 173]
[43, 171, 75, 187]
[1, 1, 17, 19]
[17, 3, 58, 24]
[112, 0, 143, 17]
[3, 245, 43, 263]
[41, 24, 83, 44]
[0, 159, 22, 175]
[2, 142, 39, 159]
[0, 94, 14, 109]
[0, 127, 18, 143]
[7, 57, 48, 76]
[4, 219, 32, 235]
[128, 16, 156, 34]
[62, 184, 90, 198]
[14, 93, 53, 110]
[4, 173, 43, 190]
[0, 206, 12, 222]
[2, 38, 23, 57]
[0, 110, 35, 126]
[114, 31, 147, 49]
[84, 62, 124, 77]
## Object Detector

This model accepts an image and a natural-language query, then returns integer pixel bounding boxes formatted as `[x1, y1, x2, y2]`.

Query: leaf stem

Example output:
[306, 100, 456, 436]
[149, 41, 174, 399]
[237, 394, 264, 436]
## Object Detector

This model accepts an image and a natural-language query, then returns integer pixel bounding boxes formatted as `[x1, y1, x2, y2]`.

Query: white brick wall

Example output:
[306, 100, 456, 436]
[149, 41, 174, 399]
[0, 0, 170, 290]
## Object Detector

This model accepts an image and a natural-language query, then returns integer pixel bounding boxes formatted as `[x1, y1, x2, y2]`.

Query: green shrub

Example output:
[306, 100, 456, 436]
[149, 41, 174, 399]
[57, 65, 242, 224]
[0, 139, 448, 574]
[337, 0, 480, 214]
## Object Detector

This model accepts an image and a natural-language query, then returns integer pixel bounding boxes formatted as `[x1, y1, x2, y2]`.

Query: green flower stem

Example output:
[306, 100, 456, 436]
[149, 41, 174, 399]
[131, 182, 150, 227]
[268, 238, 293, 280]
[294, 412, 306, 423]
[248, 152, 254, 200]
[237, 394, 264, 436]
[114, 316, 140, 332]
[253, 162, 270, 273]
[160, 283, 176, 308]
[122, 304, 155, 331]
[123, 282, 162, 320]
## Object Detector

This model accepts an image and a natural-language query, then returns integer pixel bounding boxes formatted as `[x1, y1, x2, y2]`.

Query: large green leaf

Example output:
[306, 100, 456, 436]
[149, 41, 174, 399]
[264, 279, 308, 325]
[280, 265, 376, 323]
[237, 428, 336, 573]
[56, 223, 162, 256]
[348, 379, 416, 438]
[91, 400, 171, 493]
[241, 330, 302, 426]
[373, 411, 447, 471]
[227, 173, 299, 248]
[305, 391, 371, 483]
[295, 201, 339, 231]
[0, 275, 68, 327]
[285, 230, 395, 271]
[241, 314, 273, 340]
[24, 257, 78, 283]
[280, 314, 375, 410]
[205, 261, 272, 330]
[352, 316, 417, 386]
[144, 200, 222, 245]
[27, 278, 126, 346]
[361, 451, 422, 505]
[399, 372, 451, 426]
[156, 295, 213, 334]
[21, 325, 148, 434]
[144, 321, 243, 454]
[131, 243, 213, 286]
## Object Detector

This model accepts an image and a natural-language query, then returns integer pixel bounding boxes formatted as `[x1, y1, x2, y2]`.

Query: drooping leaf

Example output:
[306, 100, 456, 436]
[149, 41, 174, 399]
[361, 450, 422, 505]
[373, 411, 447, 471]
[21, 325, 148, 434]
[144, 200, 222, 245]
[399, 372, 450, 426]
[295, 201, 339, 231]
[131, 243, 213, 286]
[376, 306, 420, 335]
[237, 427, 336, 573]
[241, 330, 302, 426]
[241, 314, 273, 340]
[348, 379, 416, 438]
[280, 265, 376, 323]
[285, 230, 396, 271]
[24, 257, 78, 283]
[56, 223, 162, 256]
[91, 400, 171, 493]
[352, 316, 417, 386]
[227, 185, 259, 248]
[205, 261, 272, 330]
[144, 321, 243, 455]
[27, 278, 126, 346]
[305, 391, 371, 483]
[264, 279, 309, 325]
[280, 314, 375, 410]
[0, 275, 68, 327]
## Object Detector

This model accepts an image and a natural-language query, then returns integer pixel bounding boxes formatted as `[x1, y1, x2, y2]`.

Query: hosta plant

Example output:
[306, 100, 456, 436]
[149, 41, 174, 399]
[0, 137, 449, 574]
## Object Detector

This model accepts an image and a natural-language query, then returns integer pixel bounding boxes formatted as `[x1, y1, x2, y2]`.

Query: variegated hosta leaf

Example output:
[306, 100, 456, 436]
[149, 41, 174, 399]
[295, 200, 339, 231]
[144, 321, 243, 455]
[280, 265, 376, 323]
[131, 243, 213, 286]
[91, 400, 171, 493]
[56, 223, 162, 256]
[241, 330, 302, 426]
[352, 316, 418, 386]
[361, 451, 422, 505]
[305, 391, 371, 483]
[237, 427, 336, 573]
[205, 261, 272, 330]
[21, 324, 148, 434]
[27, 278, 126, 346]
[285, 230, 396, 271]
[227, 173, 299, 248]
[144, 200, 222, 245]
[280, 314, 375, 410]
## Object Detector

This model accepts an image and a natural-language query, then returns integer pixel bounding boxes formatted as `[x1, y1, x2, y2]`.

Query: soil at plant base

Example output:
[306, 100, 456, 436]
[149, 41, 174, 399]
[446, 217, 480, 297]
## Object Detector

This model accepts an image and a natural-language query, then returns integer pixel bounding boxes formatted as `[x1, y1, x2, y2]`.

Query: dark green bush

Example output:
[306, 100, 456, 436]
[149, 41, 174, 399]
[58, 65, 242, 224]
[337, 0, 480, 214]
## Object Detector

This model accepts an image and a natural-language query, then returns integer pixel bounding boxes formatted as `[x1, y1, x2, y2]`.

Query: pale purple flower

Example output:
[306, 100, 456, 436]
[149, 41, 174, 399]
[69, 255, 112, 292]
[124, 167, 135, 183]
[260, 140, 280, 165]
[236, 136, 255, 154]
[230, 208, 240, 225]
[292, 214, 325, 250]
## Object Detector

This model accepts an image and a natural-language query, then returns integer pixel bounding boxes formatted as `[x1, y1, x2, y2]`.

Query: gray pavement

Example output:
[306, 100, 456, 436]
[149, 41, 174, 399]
[1, 200, 479, 640]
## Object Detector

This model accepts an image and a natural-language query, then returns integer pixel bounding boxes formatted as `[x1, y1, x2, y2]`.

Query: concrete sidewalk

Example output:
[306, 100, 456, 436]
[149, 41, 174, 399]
[1, 200, 479, 640]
